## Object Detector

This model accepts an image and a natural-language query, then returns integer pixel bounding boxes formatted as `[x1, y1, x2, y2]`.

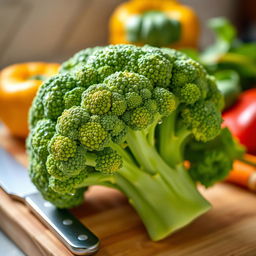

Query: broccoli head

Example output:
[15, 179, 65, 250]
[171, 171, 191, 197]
[28, 44, 243, 241]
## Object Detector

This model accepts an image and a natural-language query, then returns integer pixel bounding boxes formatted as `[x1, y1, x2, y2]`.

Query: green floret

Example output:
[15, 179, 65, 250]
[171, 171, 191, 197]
[46, 155, 68, 180]
[49, 135, 77, 161]
[111, 126, 128, 144]
[171, 59, 198, 86]
[95, 148, 122, 173]
[28, 44, 243, 241]
[153, 87, 177, 115]
[81, 84, 112, 115]
[174, 83, 201, 105]
[186, 128, 244, 187]
[84, 147, 122, 173]
[96, 65, 115, 82]
[137, 52, 173, 87]
[60, 46, 104, 72]
[79, 122, 110, 151]
[64, 87, 85, 109]
[49, 169, 88, 194]
[181, 100, 222, 142]
[51, 146, 87, 176]
[29, 96, 44, 128]
[56, 106, 90, 140]
[161, 47, 188, 62]
[104, 71, 153, 95]
[123, 106, 153, 130]
[99, 115, 126, 135]
[144, 99, 158, 113]
[28, 119, 56, 162]
[111, 93, 127, 116]
[87, 45, 136, 71]
[189, 150, 232, 187]
[206, 75, 225, 111]
[90, 114, 127, 143]
[29, 159, 86, 208]
[42, 74, 78, 119]
[171, 59, 203, 85]
[71, 64, 98, 87]
[125, 92, 143, 109]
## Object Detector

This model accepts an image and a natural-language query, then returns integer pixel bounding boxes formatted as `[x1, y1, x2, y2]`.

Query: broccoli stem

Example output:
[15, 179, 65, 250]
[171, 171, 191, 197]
[78, 134, 211, 241]
[80, 173, 117, 188]
[115, 158, 211, 241]
[146, 114, 162, 147]
[158, 110, 191, 167]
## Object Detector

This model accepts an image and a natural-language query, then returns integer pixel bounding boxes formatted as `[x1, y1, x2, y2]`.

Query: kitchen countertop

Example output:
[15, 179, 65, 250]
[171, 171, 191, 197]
[0, 229, 25, 256]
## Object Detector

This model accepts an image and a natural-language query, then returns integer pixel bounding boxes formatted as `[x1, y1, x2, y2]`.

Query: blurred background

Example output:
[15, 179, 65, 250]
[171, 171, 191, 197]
[0, 0, 255, 67]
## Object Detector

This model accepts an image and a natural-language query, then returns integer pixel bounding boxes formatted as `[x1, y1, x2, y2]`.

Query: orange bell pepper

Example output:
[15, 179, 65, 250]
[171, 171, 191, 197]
[0, 62, 60, 138]
[109, 0, 199, 48]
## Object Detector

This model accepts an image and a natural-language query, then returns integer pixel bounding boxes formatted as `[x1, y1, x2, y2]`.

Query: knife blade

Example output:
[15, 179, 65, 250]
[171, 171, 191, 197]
[0, 147, 99, 255]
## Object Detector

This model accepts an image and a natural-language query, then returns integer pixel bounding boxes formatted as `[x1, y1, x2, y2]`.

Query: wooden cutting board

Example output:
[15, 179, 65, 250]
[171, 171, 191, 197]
[1, 126, 256, 256]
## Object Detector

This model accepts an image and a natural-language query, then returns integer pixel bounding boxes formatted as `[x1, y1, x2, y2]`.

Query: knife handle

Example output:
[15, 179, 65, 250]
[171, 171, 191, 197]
[25, 193, 99, 255]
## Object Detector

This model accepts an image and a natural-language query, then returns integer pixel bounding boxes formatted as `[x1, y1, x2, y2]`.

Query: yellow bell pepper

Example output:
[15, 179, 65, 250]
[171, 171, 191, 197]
[0, 62, 60, 138]
[109, 0, 199, 48]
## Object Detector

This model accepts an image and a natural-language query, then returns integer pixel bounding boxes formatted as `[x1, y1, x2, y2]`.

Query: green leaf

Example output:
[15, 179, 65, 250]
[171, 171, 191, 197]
[232, 43, 256, 60]
[201, 17, 236, 64]
[214, 70, 241, 109]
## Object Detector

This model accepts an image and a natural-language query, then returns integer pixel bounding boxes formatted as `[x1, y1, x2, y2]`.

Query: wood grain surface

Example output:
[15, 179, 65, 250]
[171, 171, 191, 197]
[0, 126, 256, 256]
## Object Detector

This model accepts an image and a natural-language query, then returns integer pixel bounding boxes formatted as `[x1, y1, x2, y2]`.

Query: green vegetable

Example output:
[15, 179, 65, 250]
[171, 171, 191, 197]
[126, 11, 181, 47]
[27, 44, 243, 241]
[215, 70, 241, 109]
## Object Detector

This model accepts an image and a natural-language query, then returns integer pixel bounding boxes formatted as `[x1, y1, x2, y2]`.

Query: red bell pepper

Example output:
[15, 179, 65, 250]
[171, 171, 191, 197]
[222, 88, 256, 154]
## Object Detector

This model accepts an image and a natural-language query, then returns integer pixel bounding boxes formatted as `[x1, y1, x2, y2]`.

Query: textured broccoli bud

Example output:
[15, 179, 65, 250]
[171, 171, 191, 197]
[46, 156, 70, 181]
[29, 159, 86, 208]
[189, 150, 232, 187]
[153, 87, 177, 115]
[181, 101, 222, 142]
[104, 71, 153, 95]
[137, 53, 173, 87]
[55, 146, 87, 176]
[123, 106, 153, 130]
[64, 87, 85, 109]
[49, 136, 77, 161]
[56, 106, 90, 140]
[71, 64, 98, 86]
[171, 59, 202, 86]
[28, 119, 56, 162]
[111, 93, 127, 116]
[186, 128, 244, 187]
[49, 169, 88, 194]
[42, 74, 78, 119]
[206, 75, 225, 111]
[100, 115, 126, 135]
[144, 99, 158, 114]
[60, 46, 104, 72]
[95, 148, 122, 173]
[174, 83, 201, 105]
[125, 92, 143, 109]
[81, 84, 112, 115]
[79, 122, 110, 151]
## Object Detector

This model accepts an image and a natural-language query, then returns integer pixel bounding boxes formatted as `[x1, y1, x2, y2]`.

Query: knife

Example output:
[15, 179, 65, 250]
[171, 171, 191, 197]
[0, 148, 100, 255]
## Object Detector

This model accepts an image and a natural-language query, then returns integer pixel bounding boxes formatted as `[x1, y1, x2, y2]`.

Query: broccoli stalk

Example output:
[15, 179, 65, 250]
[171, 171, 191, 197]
[69, 134, 210, 241]
[158, 109, 191, 167]
[28, 44, 243, 241]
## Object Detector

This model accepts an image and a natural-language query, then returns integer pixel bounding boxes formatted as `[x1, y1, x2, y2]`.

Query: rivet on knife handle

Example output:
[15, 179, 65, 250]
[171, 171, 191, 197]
[25, 192, 100, 255]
